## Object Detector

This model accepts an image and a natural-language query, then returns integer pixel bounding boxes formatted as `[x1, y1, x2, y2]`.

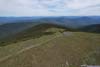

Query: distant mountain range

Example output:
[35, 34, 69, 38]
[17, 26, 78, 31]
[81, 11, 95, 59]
[0, 16, 100, 40]
[37, 16, 100, 28]
[0, 16, 100, 28]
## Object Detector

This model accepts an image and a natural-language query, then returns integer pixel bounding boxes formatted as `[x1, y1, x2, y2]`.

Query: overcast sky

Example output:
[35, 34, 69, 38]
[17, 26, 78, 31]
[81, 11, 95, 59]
[0, 0, 100, 16]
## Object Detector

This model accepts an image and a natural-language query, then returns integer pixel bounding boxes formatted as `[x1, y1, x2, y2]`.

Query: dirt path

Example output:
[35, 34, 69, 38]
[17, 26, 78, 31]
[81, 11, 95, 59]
[0, 34, 62, 62]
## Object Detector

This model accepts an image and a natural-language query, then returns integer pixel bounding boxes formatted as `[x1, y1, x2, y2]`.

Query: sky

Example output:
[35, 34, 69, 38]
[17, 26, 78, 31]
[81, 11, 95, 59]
[0, 0, 100, 16]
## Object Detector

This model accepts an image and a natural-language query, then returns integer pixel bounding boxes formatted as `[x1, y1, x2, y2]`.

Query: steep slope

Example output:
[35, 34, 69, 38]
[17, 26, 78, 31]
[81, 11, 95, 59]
[0, 23, 68, 46]
[79, 24, 100, 33]
[0, 22, 39, 39]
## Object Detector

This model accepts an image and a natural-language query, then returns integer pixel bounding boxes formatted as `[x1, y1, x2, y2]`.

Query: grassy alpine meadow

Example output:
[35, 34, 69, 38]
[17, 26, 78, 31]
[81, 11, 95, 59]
[0, 24, 100, 67]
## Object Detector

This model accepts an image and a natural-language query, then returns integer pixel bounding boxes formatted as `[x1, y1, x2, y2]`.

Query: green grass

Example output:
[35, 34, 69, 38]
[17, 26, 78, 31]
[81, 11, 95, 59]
[0, 23, 65, 46]
[0, 24, 100, 67]
[0, 27, 62, 58]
